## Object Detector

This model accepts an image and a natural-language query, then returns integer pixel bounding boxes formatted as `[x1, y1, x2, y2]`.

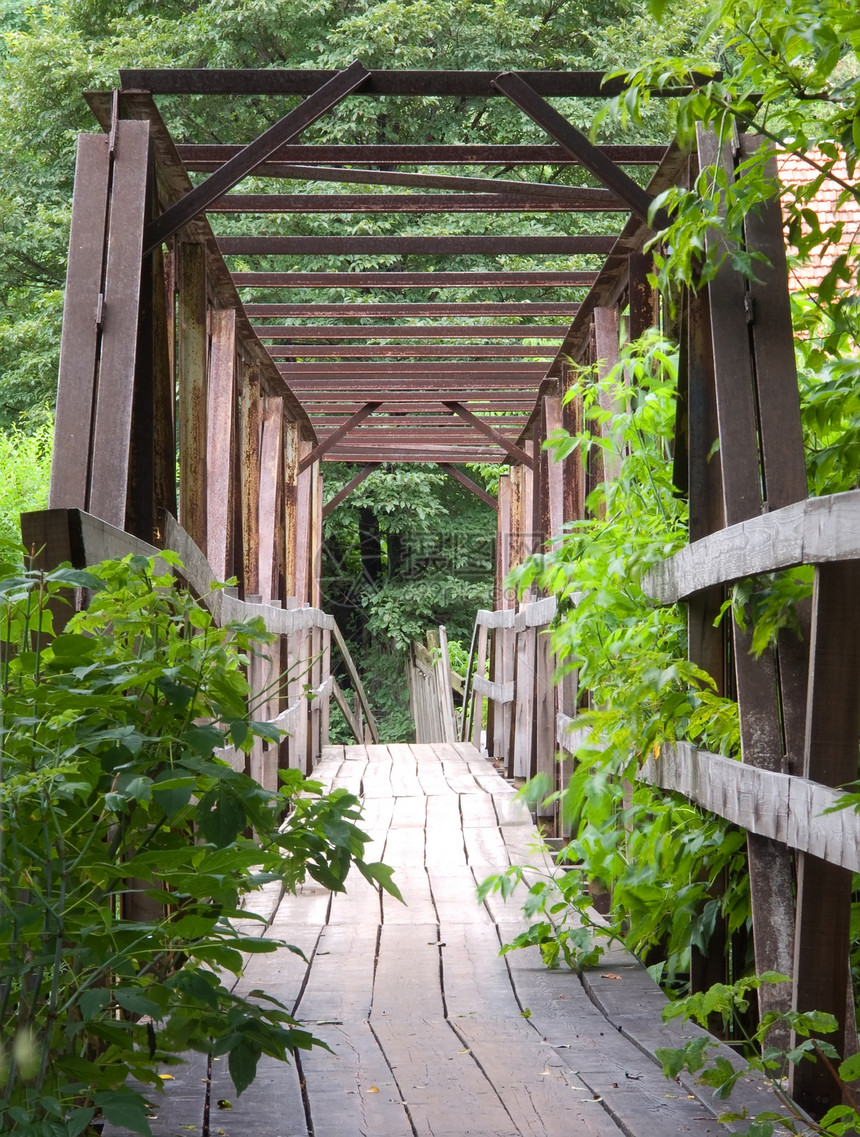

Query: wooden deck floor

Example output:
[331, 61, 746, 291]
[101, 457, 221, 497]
[114, 742, 783, 1137]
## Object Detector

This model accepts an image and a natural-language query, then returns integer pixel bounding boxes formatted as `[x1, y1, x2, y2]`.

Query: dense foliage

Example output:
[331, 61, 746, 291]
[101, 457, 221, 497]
[482, 0, 860, 1070]
[0, 553, 399, 1135]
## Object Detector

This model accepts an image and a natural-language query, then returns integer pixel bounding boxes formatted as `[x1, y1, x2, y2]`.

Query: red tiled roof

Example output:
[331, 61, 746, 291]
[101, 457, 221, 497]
[778, 150, 860, 292]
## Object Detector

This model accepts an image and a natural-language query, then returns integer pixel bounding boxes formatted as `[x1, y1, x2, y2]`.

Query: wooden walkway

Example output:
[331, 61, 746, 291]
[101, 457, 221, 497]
[118, 743, 783, 1137]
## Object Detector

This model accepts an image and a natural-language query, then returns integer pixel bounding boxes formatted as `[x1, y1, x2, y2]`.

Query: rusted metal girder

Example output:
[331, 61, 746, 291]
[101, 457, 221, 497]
[323, 447, 509, 463]
[144, 61, 371, 253]
[245, 303, 581, 317]
[197, 161, 628, 200]
[299, 401, 382, 472]
[299, 394, 540, 407]
[277, 362, 547, 375]
[322, 464, 379, 518]
[443, 402, 534, 468]
[305, 407, 539, 420]
[269, 345, 557, 359]
[120, 68, 712, 97]
[177, 143, 667, 166]
[208, 192, 626, 213]
[233, 271, 598, 288]
[439, 465, 498, 509]
[219, 235, 618, 255]
[314, 416, 531, 430]
[492, 72, 671, 231]
[254, 325, 566, 338]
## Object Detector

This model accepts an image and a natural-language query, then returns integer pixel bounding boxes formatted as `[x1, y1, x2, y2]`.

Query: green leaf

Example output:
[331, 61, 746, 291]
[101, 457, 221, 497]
[228, 1039, 261, 1097]
[197, 783, 247, 847]
[358, 860, 404, 902]
[182, 724, 225, 756]
[114, 989, 163, 1018]
[93, 1090, 153, 1137]
[78, 988, 111, 1021]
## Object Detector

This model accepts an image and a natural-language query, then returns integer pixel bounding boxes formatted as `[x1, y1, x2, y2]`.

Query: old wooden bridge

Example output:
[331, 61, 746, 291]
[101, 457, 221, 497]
[28, 64, 860, 1132]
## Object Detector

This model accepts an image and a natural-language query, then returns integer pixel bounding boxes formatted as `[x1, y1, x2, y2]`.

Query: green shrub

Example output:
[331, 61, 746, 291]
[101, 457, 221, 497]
[0, 552, 399, 1136]
[0, 412, 52, 546]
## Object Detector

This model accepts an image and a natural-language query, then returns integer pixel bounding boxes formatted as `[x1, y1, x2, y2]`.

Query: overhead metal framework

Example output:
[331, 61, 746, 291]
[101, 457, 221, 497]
[80, 63, 686, 471]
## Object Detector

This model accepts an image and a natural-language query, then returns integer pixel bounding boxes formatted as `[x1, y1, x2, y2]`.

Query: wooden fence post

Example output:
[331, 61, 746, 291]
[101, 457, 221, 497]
[206, 309, 237, 581]
[176, 240, 209, 554]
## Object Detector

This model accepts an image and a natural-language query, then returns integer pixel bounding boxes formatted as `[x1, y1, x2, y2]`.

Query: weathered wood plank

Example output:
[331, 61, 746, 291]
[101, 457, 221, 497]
[452, 1018, 615, 1137]
[371, 1015, 521, 1137]
[89, 121, 151, 529]
[205, 308, 237, 581]
[100, 1050, 209, 1137]
[207, 1054, 308, 1136]
[50, 134, 111, 512]
[640, 742, 860, 872]
[790, 561, 860, 1114]
[299, 1021, 413, 1137]
[643, 491, 860, 603]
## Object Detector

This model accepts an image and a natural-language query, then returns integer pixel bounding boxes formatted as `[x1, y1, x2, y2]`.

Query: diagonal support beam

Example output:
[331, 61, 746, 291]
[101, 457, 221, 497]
[439, 464, 497, 510]
[443, 402, 534, 468]
[144, 60, 370, 253]
[492, 71, 670, 231]
[300, 402, 382, 472]
[323, 463, 379, 518]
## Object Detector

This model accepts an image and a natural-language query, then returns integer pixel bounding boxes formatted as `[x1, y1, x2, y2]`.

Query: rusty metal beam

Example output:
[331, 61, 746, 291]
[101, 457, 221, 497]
[177, 143, 667, 166]
[219, 234, 617, 256]
[322, 464, 379, 518]
[245, 303, 581, 317]
[208, 192, 625, 213]
[315, 416, 531, 430]
[144, 61, 370, 253]
[324, 448, 508, 463]
[200, 161, 628, 201]
[444, 401, 534, 468]
[439, 464, 498, 509]
[120, 69, 711, 98]
[304, 401, 538, 413]
[299, 402, 382, 472]
[269, 344, 557, 359]
[278, 362, 546, 375]
[492, 72, 671, 231]
[234, 271, 597, 289]
[254, 325, 566, 338]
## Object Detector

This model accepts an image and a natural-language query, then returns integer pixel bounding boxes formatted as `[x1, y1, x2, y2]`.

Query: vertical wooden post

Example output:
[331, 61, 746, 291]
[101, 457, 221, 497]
[258, 397, 283, 604]
[294, 442, 314, 607]
[241, 366, 262, 598]
[558, 364, 584, 838]
[697, 125, 804, 1032]
[283, 419, 300, 600]
[151, 244, 177, 532]
[176, 240, 209, 554]
[471, 621, 489, 753]
[788, 563, 860, 1113]
[628, 252, 657, 341]
[50, 134, 111, 512]
[492, 475, 514, 761]
[312, 466, 324, 609]
[88, 121, 152, 530]
[206, 309, 237, 582]
[593, 306, 621, 485]
[320, 625, 332, 748]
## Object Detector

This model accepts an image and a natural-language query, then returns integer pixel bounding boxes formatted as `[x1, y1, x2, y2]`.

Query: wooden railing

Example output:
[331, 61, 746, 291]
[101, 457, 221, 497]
[460, 488, 860, 1113]
[407, 628, 463, 744]
[21, 507, 378, 782]
[461, 595, 568, 826]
